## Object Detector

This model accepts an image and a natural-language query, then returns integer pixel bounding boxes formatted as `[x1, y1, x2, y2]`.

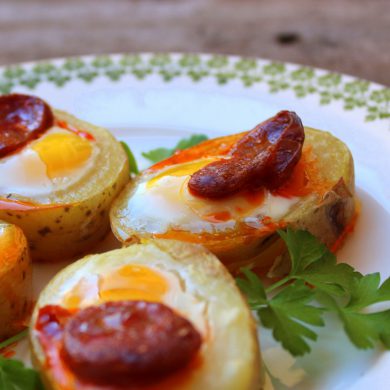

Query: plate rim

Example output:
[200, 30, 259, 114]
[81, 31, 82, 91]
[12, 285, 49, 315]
[0, 52, 389, 125]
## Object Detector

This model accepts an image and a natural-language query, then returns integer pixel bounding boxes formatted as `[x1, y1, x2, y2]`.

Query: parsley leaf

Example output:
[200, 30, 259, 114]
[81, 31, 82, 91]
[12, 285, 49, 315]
[340, 309, 390, 349]
[237, 270, 325, 356]
[318, 273, 390, 349]
[279, 228, 361, 296]
[278, 229, 327, 273]
[175, 134, 208, 150]
[347, 272, 390, 310]
[237, 228, 390, 356]
[142, 134, 208, 163]
[120, 141, 139, 174]
[236, 268, 267, 309]
[0, 357, 43, 390]
[259, 281, 325, 355]
[142, 147, 173, 164]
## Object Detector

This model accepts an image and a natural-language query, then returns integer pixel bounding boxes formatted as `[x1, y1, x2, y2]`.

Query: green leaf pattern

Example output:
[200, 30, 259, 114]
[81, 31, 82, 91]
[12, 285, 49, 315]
[0, 53, 388, 122]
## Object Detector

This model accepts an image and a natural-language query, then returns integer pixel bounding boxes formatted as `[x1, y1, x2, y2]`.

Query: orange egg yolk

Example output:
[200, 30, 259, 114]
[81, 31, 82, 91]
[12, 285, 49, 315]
[99, 264, 169, 302]
[63, 265, 169, 308]
[32, 133, 92, 178]
[146, 158, 216, 189]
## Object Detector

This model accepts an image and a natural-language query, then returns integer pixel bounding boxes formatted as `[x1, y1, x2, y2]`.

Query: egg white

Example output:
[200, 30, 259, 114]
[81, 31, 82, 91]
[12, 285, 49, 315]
[124, 161, 300, 234]
[0, 126, 98, 201]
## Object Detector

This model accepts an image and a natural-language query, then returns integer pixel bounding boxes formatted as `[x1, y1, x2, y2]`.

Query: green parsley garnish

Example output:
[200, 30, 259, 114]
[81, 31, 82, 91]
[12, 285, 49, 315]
[236, 228, 390, 356]
[0, 357, 43, 390]
[142, 134, 208, 163]
[120, 141, 139, 174]
[0, 329, 43, 389]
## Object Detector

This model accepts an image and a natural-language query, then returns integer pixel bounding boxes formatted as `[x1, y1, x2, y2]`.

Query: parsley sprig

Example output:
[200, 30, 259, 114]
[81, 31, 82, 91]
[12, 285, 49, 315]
[0, 330, 43, 389]
[120, 141, 139, 174]
[142, 134, 208, 163]
[237, 229, 390, 356]
[0, 357, 43, 390]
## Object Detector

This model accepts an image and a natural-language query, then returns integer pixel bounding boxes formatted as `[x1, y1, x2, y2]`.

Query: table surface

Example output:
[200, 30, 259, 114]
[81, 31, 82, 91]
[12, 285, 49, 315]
[0, 0, 389, 86]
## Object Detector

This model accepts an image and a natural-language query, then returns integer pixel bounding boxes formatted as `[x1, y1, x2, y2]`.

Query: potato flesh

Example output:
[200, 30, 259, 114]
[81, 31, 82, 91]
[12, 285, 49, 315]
[0, 110, 130, 262]
[0, 221, 32, 341]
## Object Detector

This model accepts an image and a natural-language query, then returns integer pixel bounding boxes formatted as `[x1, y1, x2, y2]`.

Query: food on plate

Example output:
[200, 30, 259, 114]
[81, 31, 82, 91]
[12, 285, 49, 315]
[110, 111, 355, 273]
[0, 94, 130, 262]
[0, 220, 32, 341]
[30, 240, 262, 390]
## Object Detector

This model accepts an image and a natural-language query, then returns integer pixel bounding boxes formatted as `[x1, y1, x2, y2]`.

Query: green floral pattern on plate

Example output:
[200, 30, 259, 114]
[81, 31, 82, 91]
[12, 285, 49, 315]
[0, 53, 389, 122]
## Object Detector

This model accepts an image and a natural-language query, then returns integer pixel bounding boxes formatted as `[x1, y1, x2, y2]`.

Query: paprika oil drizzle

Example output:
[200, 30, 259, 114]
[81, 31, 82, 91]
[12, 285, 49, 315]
[56, 120, 95, 142]
[0, 198, 65, 211]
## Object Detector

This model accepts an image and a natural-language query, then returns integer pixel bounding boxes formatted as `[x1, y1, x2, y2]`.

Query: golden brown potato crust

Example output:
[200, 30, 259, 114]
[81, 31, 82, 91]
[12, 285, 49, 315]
[0, 221, 32, 341]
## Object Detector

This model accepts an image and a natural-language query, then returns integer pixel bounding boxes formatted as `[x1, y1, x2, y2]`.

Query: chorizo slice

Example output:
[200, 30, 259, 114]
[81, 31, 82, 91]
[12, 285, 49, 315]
[0, 94, 54, 158]
[188, 111, 304, 198]
[62, 300, 202, 385]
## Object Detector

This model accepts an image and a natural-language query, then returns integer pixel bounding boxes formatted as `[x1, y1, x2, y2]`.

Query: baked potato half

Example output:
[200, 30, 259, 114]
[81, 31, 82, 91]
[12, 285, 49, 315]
[30, 240, 262, 390]
[111, 113, 355, 274]
[0, 94, 130, 262]
[0, 220, 32, 341]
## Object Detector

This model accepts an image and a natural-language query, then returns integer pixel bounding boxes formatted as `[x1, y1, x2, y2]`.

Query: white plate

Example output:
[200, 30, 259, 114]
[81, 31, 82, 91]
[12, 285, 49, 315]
[1, 53, 389, 390]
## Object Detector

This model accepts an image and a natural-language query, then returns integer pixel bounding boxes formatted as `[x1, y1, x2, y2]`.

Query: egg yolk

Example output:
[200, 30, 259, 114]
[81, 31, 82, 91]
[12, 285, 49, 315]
[32, 133, 92, 178]
[147, 158, 217, 189]
[99, 264, 169, 302]
[63, 265, 169, 308]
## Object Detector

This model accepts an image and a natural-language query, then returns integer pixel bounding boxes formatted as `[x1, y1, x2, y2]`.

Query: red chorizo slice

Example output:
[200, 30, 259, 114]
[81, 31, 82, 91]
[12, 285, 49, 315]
[36, 305, 72, 340]
[0, 94, 54, 158]
[188, 111, 305, 198]
[62, 301, 202, 385]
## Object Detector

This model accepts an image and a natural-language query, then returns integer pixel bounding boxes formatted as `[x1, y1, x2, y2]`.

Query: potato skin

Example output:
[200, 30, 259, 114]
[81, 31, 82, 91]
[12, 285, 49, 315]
[0, 110, 130, 262]
[0, 187, 124, 263]
[111, 127, 355, 273]
[30, 240, 263, 390]
[0, 221, 32, 341]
